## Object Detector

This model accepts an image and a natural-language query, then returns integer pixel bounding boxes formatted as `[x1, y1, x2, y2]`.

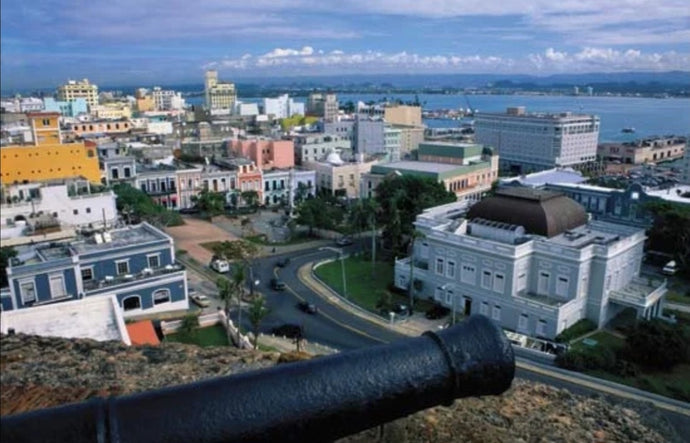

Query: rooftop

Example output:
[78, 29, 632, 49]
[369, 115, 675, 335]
[499, 168, 587, 188]
[0, 295, 129, 344]
[371, 159, 492, 180]
[71, 224, 167, 254]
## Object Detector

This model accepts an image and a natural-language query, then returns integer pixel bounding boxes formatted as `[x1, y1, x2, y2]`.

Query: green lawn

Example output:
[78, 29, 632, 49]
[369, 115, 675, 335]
[165, 324, 229, 347]
[666, 289, 690, 305]
[571, 330, 625, 352]
[314, 256, 435, 315]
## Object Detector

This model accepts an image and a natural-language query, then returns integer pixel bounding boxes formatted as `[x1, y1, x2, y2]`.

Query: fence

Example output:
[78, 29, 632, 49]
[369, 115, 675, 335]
[161, 310, 253, 349]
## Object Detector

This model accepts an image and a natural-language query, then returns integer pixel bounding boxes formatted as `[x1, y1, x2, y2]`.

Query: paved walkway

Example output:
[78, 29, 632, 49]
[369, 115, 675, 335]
[666, 302, 690, 313]
[165, 218, 238, 264]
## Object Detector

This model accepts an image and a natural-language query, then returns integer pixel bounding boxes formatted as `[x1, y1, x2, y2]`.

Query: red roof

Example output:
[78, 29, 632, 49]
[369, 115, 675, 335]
[126, 320, 160, 346]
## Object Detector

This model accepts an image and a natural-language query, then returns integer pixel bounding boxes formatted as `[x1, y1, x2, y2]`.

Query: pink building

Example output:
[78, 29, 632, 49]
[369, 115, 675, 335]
[229, 139, 294, 170]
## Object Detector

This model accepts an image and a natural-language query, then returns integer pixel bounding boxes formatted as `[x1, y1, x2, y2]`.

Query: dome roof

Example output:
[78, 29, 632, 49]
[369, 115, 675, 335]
[326, 151, 344, 165]
[467, 187, 587, 238]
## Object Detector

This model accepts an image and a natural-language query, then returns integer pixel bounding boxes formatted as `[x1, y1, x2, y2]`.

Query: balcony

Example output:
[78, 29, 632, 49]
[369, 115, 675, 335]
[83, 263, 185, 292]
[609, 276, 667, 309]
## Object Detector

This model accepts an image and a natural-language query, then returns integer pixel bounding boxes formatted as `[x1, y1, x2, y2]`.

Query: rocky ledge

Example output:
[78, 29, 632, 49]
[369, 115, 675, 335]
[0, 334, 683, 442]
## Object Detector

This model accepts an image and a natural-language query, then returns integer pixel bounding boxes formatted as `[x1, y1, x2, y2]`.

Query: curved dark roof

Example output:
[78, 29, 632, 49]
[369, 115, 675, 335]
[467, 187, 587, 237]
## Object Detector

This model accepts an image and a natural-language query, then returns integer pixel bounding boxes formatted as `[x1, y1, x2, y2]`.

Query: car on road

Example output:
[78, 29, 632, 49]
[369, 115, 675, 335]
[335, 236, 353, 246]
[210, 259, 230, 273]
[275, 257, 291, 268]
[270, 278, 287, 291]
[191, 293, 211, 308]
[662, 260, 678, 275]
[272, 324, 303, 339]
[297, 301, 318, 314]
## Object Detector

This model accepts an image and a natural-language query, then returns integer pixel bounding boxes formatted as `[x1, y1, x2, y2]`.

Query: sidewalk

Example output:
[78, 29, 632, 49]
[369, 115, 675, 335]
[258, 333, 338, 355]
[298, 262, 445, 338]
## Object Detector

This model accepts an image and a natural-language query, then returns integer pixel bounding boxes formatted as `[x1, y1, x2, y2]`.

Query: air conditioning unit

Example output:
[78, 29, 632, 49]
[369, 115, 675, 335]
[142, 268, 153, 275]
[124, 274, 134, 279]
[164, 264, 174, 271]
[104, 275, 114, 282]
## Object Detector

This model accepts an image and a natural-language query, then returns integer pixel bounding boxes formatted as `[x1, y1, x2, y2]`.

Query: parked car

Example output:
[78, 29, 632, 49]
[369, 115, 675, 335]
[425, 305, 450, 319]
[335, 236, 353, 246]
[210, 259, 230, 273]
[662, 260, 678, 275]
[270, 278, 287, 291]
[191, 294, 211, 308]
[276, 257, 291, 268]
[297, 301, 318, 314]
[272, 324, 303, 339]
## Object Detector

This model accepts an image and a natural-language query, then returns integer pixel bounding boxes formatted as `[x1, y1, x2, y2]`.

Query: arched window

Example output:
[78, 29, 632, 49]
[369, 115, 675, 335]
[122, 295, 141, 311]
[153, 289, 171, 305]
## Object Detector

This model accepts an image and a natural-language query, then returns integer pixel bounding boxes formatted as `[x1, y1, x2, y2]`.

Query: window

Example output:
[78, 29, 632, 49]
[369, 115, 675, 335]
[86, 207, 91, 214]
[153, 289, 171, 305]
[480, 302, 489, 316]
[73, 209, 79, 215]
[122, 296, 141, 311]
[518, 314, 529, 331]
[538, 271, 550, 294]
[49, 275, 67, 298]
[434, 286, 444, 301]
[445, 289, 454, 305]
[111, 168, 119, 179]
[493, 273, 505, 293]
[461, 264, 476, 284]
[81, 267, 94, 281]
[491, 305, 501, 321]
[605, 275, 612, 290]
[124, 167, 131, 178]
[556, 276, 569, 297]
[481, 270, 492, 289]
[435, 258, 444, 275]
[536, 320, 547, 337]
[147, 254, 160, 269]
[20, 281, 37, 303]
[116, 260, 129, 275]
[446, 260, 456, 278]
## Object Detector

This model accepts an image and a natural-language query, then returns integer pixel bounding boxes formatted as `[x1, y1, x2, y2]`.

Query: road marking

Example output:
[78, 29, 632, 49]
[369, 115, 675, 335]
[517, 360, 690, 416]
[275, 266, 389, 344]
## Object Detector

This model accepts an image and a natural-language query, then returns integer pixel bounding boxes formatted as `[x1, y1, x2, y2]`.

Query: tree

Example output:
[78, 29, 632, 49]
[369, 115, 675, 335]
[247, 296, 271, 349]
[623, 320, 689, 370]
[0, 246, 18, 288]
[192, 189, 225, 217]
[374, 175, 455, 255]
[178, 313, 200, 337]
[113, 183, 183, 227]
[644, 201, 690, 277]
[295, 197, 343, 236]
[240, 190, 259, 210]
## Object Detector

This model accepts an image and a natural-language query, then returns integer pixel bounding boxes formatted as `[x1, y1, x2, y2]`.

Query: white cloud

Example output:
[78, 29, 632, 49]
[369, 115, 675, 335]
[206, 46, 690, 74]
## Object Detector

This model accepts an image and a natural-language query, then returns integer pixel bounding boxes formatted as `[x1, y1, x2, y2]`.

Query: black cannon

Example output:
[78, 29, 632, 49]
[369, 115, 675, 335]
[1, 315, 515, 443]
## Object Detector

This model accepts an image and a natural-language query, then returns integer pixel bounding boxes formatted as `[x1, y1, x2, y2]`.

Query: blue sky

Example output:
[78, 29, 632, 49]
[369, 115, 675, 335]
[2, 0, 689, 90]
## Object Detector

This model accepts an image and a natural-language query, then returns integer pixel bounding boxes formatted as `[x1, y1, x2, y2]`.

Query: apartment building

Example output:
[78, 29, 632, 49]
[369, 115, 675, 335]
[152, 87, 185, 111]
[263, 94, 305, 119]
[291, 133, 352, 165]
[262, 168, 316, 207]
[90, 102, 133, 120]
[1, 112, 101, 185]
[43, 97, 88, 117]
[307, 92, 338, 122]
[3, 223, 189, 317]
[321, 115, 385, 155]
[394, 188, 666, 339]
[475, 107, 600, 173]
[0, 97, 44, 113]
[229, 138, 295, 170]
[597, 136, 686, 165]
[384, 105, 422, 127]
[204, 70, 236, 110]
[306, 152, 377, 199]
[57, 79, 99, 109]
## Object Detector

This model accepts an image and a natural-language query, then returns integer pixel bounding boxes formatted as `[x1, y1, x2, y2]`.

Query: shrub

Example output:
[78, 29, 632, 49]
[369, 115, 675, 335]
[622, 320, 689, 370]
[555, 319, 597, 343]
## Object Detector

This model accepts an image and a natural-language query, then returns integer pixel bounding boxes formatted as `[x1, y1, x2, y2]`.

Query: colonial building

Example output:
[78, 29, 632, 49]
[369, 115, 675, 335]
[3, 223, 189, 317]
[395, 188, 666, 339]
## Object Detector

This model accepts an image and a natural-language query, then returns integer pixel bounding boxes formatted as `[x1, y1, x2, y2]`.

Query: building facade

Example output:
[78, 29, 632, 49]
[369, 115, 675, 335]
[291, 133, 352, 165]
[152, 87, 185, 111]
[394, 189, 666, 340]
[204, 70, 236, 110]
[1, 113, 101, 185]
[307, 93, 338, 122]
[229, 139, 295, 170]
[3, 223, 189, 317]
[681, 141, 690, 185]
[57, 79, 99, 109]
[597, 137, 686, 165]
[261, 168, 316, 207]
[263, 94, 305, 119]
[43, 97, 88, 117]
[384, 105, 422, 127]
[474, 107, 600, 173]
[306, 153, 377, 199]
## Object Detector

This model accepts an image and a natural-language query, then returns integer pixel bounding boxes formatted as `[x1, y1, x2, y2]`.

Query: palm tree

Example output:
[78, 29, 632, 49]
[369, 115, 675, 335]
[178, 313, 200, 338]
[247, 296, 270, 349]
[230, 264, 246, 336]
[216, 277, 234, 342]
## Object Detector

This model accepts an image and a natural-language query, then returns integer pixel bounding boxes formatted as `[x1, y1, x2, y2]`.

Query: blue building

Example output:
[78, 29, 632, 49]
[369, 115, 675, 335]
[43, 97, 89, 117]
[3, 223, 188, 316]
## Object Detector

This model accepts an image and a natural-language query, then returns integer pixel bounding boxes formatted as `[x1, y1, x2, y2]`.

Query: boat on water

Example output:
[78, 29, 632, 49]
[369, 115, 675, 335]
[622, 127, 636, 133]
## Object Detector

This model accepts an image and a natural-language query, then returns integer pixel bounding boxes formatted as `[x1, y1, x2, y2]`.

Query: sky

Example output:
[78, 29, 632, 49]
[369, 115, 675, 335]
[1, 0, 690, 90]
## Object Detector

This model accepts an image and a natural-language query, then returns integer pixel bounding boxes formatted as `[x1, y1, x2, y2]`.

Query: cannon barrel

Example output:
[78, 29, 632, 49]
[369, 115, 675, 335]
[1, 315, 515, 443]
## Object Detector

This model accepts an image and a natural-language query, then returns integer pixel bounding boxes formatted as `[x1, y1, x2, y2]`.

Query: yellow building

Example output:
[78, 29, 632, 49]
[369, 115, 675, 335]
[384, 105, 422, 126]
[136, 96, 155, 112]
[91, 102, 133, 120]
[57, 79, 99, 109]
[1, 113, 101, 185]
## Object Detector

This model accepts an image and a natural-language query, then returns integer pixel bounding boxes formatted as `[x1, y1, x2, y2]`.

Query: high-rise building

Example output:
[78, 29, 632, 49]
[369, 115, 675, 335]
[307, 93, 338, 122]
[57, 79, 99, 109]
[474, 107, 600, 174]
[263, 94, 305, 119]
[204, 70, 236, 110]
[152, 87, 185, 111]
[384, 105, 422, 127]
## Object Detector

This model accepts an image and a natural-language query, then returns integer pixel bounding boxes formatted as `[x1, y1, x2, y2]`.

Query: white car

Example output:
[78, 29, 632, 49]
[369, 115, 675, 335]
[662, 260, 678, 276]
[210, 259, 230, 273]
[191, 294, 211, 308]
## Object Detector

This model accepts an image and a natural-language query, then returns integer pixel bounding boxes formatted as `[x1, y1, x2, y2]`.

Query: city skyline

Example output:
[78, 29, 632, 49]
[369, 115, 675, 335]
[1, 0, 690, 89]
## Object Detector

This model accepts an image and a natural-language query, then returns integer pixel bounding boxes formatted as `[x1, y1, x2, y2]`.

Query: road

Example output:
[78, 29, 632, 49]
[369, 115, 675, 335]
[184, 244, 690, 440]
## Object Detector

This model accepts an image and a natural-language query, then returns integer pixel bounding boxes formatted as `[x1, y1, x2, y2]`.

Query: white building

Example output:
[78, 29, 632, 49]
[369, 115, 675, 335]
[263, 94, 305, 119]
[204, 70, 236, 110]
[384, 125, 402, 162]
[152, 87, 185, 111]
[235, 101, 260, 116]
[395, 187, 666, 340]
[474, 107, 600, 174]
[0, 97, 44, 113]
[1, 178, 118, 244]
[681, 141, 690, 185]
[291, 133, 352, 165]
[306, 152, 378, 199]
